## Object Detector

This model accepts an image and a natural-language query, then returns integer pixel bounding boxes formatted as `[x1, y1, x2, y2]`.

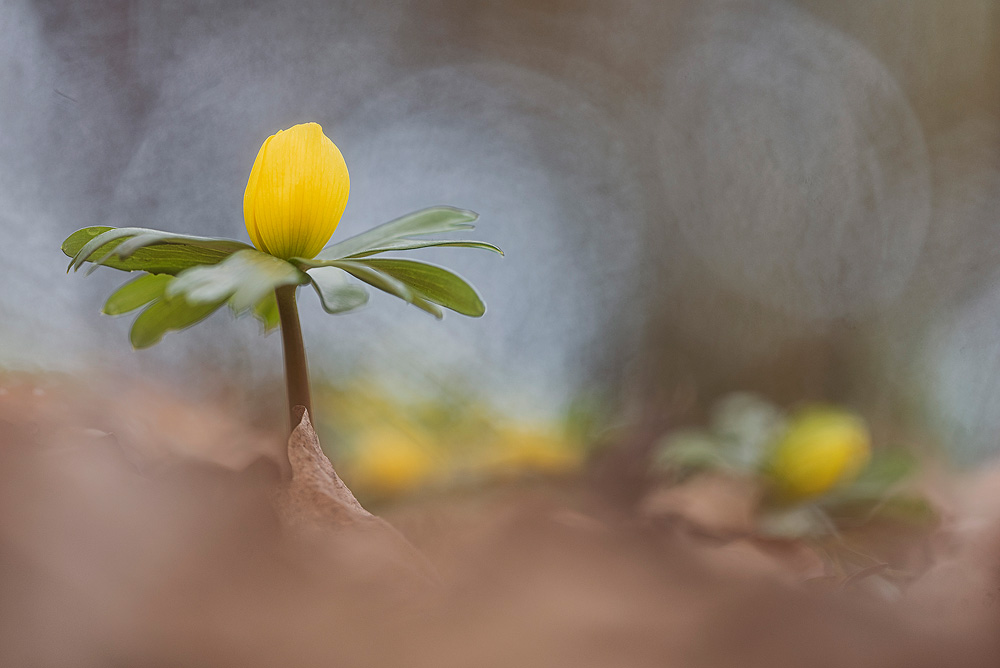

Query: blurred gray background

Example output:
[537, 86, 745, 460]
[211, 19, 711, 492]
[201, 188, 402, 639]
[2, 0, 1000, 460]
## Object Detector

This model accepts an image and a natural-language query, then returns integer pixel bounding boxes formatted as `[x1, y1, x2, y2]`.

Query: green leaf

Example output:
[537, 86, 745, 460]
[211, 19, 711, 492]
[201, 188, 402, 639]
[63, 226, 253, 275]
[301, 258, 482, 318]
[337, 238, 503, 259]
[102, 274, 172, 315]
[307, 267, 370, 314]
[330, 260, 415, 303]
[288, 207, 498, 318]
[252, 293, 281, 332]
[167, 249, 307, 314]
[408, 295, 445, 319]
[315, 207, 479, 260]
[356, 258, 486, 317]
[319, 260, 443, 319]
[129, 296, 227, 349]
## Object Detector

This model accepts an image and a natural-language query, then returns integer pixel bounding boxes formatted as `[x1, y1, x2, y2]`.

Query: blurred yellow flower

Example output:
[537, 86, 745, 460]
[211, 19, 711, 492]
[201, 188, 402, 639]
[350, 427, 435, 496]
[488, 427, 581, 475]
[764, 406, 871, 502]
[243, 122, 349, 260]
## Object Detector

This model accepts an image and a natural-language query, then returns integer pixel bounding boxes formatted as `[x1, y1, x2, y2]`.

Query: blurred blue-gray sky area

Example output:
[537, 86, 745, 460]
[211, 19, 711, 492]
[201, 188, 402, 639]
[2, 0, 1000, 459]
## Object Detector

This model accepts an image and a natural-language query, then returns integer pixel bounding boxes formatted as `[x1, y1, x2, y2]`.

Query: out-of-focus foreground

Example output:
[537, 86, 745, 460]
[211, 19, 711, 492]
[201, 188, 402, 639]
[0, 374, 998, 666]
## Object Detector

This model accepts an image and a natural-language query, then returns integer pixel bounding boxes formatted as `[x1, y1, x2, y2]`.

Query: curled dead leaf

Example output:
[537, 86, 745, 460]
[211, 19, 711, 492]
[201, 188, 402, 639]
[271, 407, 438, 584]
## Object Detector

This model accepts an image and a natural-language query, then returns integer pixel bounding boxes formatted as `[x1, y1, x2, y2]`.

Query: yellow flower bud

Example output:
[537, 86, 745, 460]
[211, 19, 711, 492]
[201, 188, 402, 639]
[765, 406, 871, 502]
[243, 122, 349, 260]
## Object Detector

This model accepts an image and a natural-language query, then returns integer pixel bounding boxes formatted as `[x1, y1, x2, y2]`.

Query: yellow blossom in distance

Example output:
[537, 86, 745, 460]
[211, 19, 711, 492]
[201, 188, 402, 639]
[350, 427, 435, 496]
[764, 406, 871, 503]
[243, 122, 349, 260]
[487, 426, 581, 476]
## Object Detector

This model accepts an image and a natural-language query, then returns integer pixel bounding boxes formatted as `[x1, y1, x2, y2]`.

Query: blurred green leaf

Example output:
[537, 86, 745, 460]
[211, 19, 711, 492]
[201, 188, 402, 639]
[848, 450, 918, 493]
[129, 296, 227, 349]
[314, 207, 479, 260]
[758, 506, 832, 539]
[652, 430, 727, 473]
[817, 450, 919, 513]
[307, 267, 370, 314]
[818, 450, 929, 527]
[252, 293, 281, 331]
[822, 493, 937, 528]
[167, 249, 307, 314]
[63, 226, 252, 275]
[711, 393, 786, 469]
[868, 494, 937, 524]
[102, 274, 172, 315]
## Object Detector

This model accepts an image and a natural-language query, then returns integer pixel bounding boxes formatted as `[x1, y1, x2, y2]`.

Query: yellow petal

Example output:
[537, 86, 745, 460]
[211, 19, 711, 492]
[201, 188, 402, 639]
[243, 134, 272, 254]
[243, 122, 349, 259]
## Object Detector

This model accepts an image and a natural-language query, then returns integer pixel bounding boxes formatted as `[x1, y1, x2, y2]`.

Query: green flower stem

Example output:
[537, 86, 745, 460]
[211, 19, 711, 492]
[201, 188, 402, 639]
[275, 284, 312, 431]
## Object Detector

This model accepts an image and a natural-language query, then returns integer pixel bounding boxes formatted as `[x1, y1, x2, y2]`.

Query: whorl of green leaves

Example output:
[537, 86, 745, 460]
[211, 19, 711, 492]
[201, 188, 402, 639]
[62, 207, 502, 348]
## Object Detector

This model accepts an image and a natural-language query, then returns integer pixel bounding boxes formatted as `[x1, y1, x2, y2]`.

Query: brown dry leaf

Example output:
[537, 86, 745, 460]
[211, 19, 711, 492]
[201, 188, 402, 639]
[108, 384, 282, 473]
[271, 407, 374, 530]
[271, 407, 437, 585]
[906, 463, 1000, 637]
[0, 375, 283, 474]
[640, 474, 759, 535]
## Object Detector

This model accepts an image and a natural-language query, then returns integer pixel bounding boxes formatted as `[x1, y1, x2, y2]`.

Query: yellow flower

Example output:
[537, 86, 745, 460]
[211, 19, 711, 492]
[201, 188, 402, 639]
[488, 426, 581, 475]
[350, 427, 435, 496]
[764, 406, 871, 502]
[243, 122, 350, 260]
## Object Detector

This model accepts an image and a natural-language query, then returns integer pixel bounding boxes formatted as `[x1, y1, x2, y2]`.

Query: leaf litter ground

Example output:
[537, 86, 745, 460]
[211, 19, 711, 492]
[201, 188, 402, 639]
[0, 375, 997, 667]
